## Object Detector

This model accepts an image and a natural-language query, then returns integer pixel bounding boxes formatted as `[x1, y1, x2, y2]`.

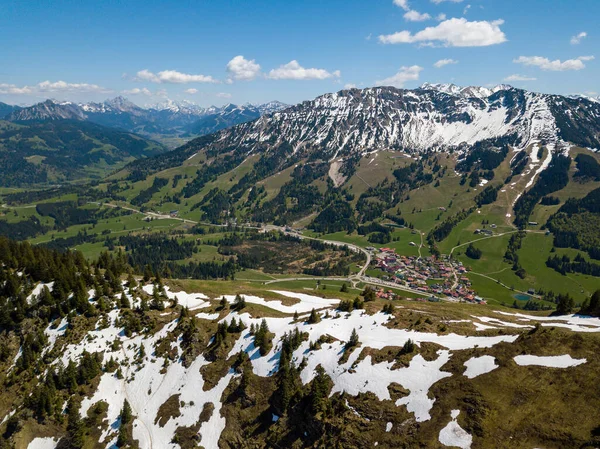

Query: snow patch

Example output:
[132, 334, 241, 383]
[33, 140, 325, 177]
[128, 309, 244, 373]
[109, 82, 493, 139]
[514, 354, 586, 368]
[463, 355, 498, 379]
[439, 410, 472, 449]
[27, 437, 60, 449]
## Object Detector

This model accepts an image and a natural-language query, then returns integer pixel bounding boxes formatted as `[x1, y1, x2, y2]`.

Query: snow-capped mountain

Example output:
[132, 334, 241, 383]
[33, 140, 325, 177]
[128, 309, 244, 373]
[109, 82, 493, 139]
[134, 84, 599, 180]
[4, 97, 288, 137]
[150, 98, 208, 115]
[7, 99, 87, 121]
[189, 85, 600, 160]
[82, 96, 146, 115]
[569, 93, 600, 104]
[255, 100, 289, 114]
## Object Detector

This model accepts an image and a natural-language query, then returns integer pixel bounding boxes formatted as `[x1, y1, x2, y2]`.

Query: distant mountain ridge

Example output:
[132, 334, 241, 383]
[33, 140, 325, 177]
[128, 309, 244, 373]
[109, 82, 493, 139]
[0, 101, 21, 118]
[4, 97, 289, 138]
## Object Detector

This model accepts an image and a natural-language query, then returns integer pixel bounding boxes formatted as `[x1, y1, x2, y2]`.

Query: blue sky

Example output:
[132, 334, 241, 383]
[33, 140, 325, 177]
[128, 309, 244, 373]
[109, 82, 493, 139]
[0, 0, 598, 107]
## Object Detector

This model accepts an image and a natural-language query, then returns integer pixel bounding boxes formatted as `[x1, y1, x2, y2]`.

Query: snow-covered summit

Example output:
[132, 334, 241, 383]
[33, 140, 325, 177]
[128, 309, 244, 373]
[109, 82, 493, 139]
[420, 82, 514, 99]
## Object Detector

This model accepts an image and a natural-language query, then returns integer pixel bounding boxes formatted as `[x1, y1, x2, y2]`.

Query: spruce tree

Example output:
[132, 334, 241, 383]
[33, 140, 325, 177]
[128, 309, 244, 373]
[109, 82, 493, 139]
[346, 328, 360, 349]
[307, 308, 321, 324]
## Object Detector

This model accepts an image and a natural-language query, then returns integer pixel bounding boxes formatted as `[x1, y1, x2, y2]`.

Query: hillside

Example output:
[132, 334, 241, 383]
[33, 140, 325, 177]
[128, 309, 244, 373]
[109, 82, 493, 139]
[0, 120, 165, 186]
[1, 237, 600, 449]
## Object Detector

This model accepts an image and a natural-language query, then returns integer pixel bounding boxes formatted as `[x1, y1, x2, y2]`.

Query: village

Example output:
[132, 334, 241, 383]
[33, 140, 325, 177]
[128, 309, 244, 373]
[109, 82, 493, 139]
[369, 246, 486, 304]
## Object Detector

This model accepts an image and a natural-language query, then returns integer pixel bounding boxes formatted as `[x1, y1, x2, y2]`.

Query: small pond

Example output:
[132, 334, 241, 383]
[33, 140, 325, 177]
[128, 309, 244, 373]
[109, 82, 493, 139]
[513, 293, 532, 301]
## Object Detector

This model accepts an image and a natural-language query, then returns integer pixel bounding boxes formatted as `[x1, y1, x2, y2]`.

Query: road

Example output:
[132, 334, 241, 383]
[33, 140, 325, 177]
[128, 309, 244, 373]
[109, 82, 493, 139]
[262, 224, 372, 280]
[92, 203, 447, 299]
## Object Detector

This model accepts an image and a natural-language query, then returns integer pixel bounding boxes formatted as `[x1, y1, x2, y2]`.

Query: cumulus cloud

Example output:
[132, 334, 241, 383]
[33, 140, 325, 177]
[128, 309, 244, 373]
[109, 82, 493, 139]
[122, 87, 152, 96]
[393, 0, 410, 11]
[0, 80, 110, 95]
[344, 83, 357, 89]
[267, 60, 341, 80]
[135, 69, 217, 84]
[434, 58, 458, 68]
[226, 55, 261, 81]
[376, 65, 423, 88]
[379, 18, 507, 47]
[436, 13, 447, 21]
[514, 55, 594, 71]
[503, 74, 537, 81]
[570, 32, 587, 45]
[404, 10, 431, 21]
[185, 88, 199, 94]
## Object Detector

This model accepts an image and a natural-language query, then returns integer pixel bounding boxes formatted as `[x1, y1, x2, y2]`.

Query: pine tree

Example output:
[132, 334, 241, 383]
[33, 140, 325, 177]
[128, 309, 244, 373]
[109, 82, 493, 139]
[400, 339, 415, 355]
[340, 283, 349, 293]
[346, 328, 360, 349]
[127, 273, 137, 290]
[556, 293, 575, 315]
[234, 294, 246, 310]
[66, 397, 85, 449]
[362, 287, 376, 302]
[120, 292, 130, 309]
[228, 317, 238, 333]
[307, 308, 321, 324]
[220, 296, 228, 309]
[120, 400, 132, 424]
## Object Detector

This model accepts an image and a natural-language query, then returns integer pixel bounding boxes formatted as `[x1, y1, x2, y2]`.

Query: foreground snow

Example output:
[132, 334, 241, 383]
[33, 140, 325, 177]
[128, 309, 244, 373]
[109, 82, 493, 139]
[495, 311, 600, 333]
[439, 410, 472, 449]
[27, 437, 60, 449]
[39, 285, 592, 448]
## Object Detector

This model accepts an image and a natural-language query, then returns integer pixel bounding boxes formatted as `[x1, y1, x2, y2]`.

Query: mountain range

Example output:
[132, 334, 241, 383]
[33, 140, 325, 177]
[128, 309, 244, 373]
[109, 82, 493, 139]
[3, 97, 289, 140]
[126, 83, 600, 182]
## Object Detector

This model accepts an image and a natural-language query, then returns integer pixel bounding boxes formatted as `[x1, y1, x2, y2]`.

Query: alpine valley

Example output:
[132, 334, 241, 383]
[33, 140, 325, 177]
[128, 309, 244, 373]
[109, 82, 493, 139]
[2, 83, 600, 449]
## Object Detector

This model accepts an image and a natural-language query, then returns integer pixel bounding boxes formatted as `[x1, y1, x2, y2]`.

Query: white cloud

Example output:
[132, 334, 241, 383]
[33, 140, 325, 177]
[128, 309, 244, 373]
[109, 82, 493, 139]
[379, 18, 507, 47]
[393, 0, 410, 11]
[434, 58, 458, 68]
[436, 13, 447, 21]
[0, 80, 110, 95]
[135, 69, 217, 84]
[0, 84, 33, 95]
[431, 0, 464, 3]
[267, 60, 341, 80]
[503, 74, 537, 81]
[185, 88, 199, 94]
[226, 55, 261, 81]
[404, 10, 431, 21]
[344, 83, 357, 89]
[570, 32, 587, 45]
[122, 87, 152, 96]
[514, 55, 594, 71]
[216, 92, 232, 98]
[463, 4, 471, 14]
[376, 65, 423, 88]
